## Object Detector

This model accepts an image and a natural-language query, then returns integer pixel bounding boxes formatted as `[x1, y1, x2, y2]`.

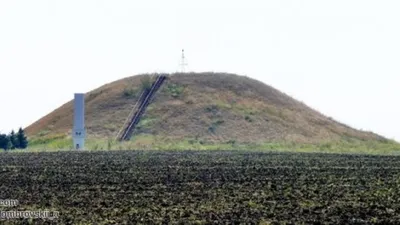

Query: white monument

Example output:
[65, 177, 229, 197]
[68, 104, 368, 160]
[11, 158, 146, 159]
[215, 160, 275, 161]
[73, 93, 85, 150]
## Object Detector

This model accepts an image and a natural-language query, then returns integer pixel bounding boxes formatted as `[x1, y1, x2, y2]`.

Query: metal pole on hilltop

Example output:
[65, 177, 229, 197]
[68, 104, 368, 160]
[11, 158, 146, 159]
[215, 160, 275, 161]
[179, 49, 188, 73]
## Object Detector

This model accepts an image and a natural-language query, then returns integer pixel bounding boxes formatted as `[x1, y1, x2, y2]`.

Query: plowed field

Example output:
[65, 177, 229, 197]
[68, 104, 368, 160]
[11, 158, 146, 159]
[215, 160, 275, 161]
[0, 150, 399, 224]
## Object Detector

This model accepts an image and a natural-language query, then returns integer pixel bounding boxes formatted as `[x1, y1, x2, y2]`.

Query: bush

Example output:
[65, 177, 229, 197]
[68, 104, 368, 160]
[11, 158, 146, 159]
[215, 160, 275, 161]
[166, 84, 184, 98]
[215, 119, 225, 126]
[205, 105, 218, 113]
[123, 88, 137, 98]
[227, 140, 236, 145]
[208, 120, 224, 134]
[140, 76, 152, 91]
[208, 125, 216, 134]
[245, 115, 253, 122]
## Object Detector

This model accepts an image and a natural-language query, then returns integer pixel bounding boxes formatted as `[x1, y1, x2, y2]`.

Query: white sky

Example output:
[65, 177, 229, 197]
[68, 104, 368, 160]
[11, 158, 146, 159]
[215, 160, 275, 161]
[0, 0, 399, 141]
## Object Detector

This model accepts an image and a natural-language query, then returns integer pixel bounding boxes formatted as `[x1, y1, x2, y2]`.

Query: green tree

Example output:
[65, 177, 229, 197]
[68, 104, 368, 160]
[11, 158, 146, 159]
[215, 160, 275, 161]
[16, 128, 28, 149]
[0, 134, 10, 150]
[9, 130, 18, 149]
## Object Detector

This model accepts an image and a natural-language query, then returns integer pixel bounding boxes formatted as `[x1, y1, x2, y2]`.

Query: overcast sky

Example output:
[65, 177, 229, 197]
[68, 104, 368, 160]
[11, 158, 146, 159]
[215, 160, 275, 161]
[1, 0, 399, 141]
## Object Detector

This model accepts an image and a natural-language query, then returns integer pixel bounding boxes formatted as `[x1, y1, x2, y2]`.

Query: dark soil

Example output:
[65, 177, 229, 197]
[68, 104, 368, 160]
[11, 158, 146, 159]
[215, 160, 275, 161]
[0, 150, 399, 224]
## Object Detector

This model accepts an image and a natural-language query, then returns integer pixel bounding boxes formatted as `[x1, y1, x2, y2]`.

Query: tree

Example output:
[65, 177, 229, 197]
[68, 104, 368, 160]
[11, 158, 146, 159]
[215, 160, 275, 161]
[0, 134, 11, 150]
[9, 130, 18, 149]
[16, 128, 28, 149]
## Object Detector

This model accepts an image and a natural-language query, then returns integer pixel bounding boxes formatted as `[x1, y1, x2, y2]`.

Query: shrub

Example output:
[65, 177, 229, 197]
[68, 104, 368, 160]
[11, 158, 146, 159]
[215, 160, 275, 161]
[208, 125, 216, 134]
[215, 119, 225, 126]
[166, 84, 184, 98]
[227, 140, 236, 145]
[208, 120, 224, 134]
[140, 76, 152, 91]
[185, 97, 195, 104]
[123, 88, 137, 98]
[245, 115, 253, 122]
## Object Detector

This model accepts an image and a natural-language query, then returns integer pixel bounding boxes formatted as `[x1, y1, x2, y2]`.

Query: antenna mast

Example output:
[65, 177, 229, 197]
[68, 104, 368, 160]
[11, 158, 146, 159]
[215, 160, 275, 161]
[180, 49, 188, 73]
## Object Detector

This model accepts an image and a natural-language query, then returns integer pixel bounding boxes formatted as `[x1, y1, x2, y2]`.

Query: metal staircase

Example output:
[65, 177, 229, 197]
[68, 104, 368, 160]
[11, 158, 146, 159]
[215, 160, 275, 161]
[117, 75, 167, 141]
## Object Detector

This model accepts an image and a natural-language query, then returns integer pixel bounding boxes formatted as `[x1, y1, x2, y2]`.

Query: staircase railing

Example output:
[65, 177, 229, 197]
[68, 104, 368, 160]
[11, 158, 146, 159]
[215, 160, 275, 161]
[118, 75, 167, 141]
[115, 88, 148, 142]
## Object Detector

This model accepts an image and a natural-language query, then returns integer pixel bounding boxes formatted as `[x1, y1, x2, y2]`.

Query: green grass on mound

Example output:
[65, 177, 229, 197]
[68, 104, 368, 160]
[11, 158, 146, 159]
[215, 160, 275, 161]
[18, 134, 400, 155]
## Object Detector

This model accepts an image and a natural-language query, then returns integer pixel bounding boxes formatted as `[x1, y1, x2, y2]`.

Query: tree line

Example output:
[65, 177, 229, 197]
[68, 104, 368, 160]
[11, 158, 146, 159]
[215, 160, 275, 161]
[0, 128, 28, 150]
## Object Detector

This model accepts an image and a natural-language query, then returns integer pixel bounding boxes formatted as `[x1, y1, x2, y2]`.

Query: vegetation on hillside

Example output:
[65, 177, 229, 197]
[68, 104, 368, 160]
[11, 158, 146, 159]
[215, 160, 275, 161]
[24, 134, 400, 155]
[23, 73, 399, 153]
